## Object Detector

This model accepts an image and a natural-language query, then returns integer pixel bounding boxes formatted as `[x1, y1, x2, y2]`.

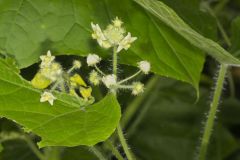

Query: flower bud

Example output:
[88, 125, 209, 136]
[112, 17, 123, 27]
[87, 54, 101, 66]
[132, 82, 144, 95]
[138, 61, 151, 74]
[73, 60, 81, 69]
[102, 74, 117, 88]
[89, 70, 101, 86]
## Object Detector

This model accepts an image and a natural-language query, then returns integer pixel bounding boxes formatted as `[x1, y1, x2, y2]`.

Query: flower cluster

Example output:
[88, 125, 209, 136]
[32, 17, 151, 106]
[31, 51, 93, 106]
[88, 17, 151, 95]
[91, 17, 137, 53]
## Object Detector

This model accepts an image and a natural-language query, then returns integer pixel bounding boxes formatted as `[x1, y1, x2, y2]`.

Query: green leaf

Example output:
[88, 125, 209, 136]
[0, 0, 206, 90]
[134, 0, 240, 66]
[0, 59, 121, 147]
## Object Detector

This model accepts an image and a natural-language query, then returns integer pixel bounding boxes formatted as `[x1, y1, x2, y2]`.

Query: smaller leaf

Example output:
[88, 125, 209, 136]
[134, 0, 240, 66]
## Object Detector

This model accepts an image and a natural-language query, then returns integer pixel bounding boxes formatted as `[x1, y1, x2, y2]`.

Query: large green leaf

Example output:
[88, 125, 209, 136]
[0, 0, 206, 89]
[134, 0, 240, 66]
[0, 59, 121, 147]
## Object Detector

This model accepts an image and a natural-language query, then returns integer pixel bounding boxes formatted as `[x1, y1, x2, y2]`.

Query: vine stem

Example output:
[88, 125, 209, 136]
[198, 64, 228, 160]
[117, 125, 133, 160]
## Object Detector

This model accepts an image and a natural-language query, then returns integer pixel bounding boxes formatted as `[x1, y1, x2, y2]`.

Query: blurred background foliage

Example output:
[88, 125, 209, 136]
[1, 0, 240, 160]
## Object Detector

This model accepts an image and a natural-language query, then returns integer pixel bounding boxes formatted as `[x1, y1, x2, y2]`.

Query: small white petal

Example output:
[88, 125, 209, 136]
[47, 50, 51, 56]
[112, 17, 123, 27]
[91, 22, 111, 48]
[40, 50, 55, 68]
[117, 32, 137, 53]
[40, 91, 56, 106]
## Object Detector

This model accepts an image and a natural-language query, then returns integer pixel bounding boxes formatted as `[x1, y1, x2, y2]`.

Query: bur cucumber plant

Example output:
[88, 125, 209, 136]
[0, 0, 239, 160]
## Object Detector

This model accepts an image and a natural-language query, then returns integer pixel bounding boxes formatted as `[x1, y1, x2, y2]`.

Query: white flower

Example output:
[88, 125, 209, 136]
[40, 91, 56, 106]
[132, 82, 144, 95]
[73, 60, 81, 69]
[117, 32, 137, 53]
[40, 50, 55, 68]
[91, 23, 105, 40]
[103, 24, 125, 45]
[112, 17, 123, 27]
[91, 23, 111, 49]
[102, 74, 117, 88]
[89, 70, 101, 86]
[40, 62, 63, 81]
[138, 61, 151, 74]
[87, 54, 101, 66]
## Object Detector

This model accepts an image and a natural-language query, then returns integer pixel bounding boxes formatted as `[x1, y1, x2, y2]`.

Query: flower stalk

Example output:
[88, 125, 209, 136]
[88, 17, 150, 159]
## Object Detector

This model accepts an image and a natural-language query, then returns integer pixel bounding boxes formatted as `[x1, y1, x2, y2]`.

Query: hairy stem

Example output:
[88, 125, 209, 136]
[112, 46, 134, 159]
[117, 125, 133, 160]
[94, 65, 106, 76]
[89, 146, 107, 160]
[105, 139, 124, 160]
[118, 70, 141, 84]
[198, 64, 227, 160]
[113, 47, 118, 79]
